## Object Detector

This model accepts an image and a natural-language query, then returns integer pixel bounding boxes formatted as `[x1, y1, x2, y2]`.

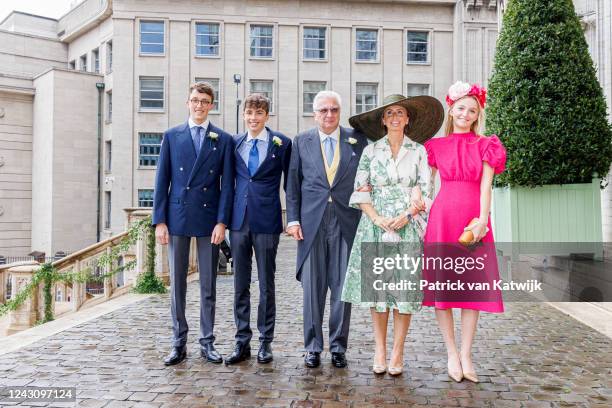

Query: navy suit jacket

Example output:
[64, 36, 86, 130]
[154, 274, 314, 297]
[231, 127, 292, 234]
[152, 121, 234, 237]
[285, 126, 368, 280]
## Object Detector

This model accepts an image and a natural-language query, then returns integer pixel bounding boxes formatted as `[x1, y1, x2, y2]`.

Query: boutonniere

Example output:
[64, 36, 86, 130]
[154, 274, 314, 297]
[208, 131, 219, 141]
[272, 136, 283, 146]
[347, 137, 358, 145]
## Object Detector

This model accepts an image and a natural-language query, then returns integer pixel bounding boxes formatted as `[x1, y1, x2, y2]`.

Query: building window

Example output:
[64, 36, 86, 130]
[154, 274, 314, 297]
[250, 25, 273, 58]
[139, 133, 163, 166]
[356, 83, 378, 114]
[195, 78, 220, 112]
[407, 31, 429, 64]
[303, 27, 326, 60]
[106, 91, 112, 122]
[106, 41, 113, 72]
[92, 48, 100, 73]
[356, 29, 378, 61]
[249, 80, 273, 113]
[138, 189, 154, 208]
[139, 77, 164, 110]
[104, 192, 111, 229]
[303, 81, 326, 114]
[195, 23, 220, 56]
[80, 54, 87, 72]
[140, 21, 165, 54]
[407, 83, 431, 97]
[69, 60, 75, 70]
[105, 141, 112, 173]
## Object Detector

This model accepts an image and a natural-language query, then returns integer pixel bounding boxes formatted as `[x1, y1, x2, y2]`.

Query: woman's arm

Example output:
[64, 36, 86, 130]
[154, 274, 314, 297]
[466, 162, 494, 243]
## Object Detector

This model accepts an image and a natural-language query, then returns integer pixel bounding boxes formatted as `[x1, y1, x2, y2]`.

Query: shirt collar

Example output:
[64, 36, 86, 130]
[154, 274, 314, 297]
[189, 118, 209, 131]
[318, 127, 340, 142]
[247, 128, 268, 142]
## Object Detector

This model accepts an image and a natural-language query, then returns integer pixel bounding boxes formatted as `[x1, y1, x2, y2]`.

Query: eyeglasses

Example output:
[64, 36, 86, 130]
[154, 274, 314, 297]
[190, 98, 212, 106]
[315, 107, 340, 115]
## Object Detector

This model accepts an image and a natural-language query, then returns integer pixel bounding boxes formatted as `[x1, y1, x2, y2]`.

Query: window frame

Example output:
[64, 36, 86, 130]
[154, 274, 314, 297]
[92, 48, 100, 74]
[104, 191, 111, 230]
[139, 20, 166, 56]
[302, 80, 327, 116]
[106, 91, 112, 123]
[406, 29, 432, 65]
[249, 79, 275, 114]
[138, 189, 155, 208]
[194, 77, 221, 114]
[195, 21, 221, 58]
[354, 27, 380, 63]
[79, 54, 88, 72]
[302, 26, 328, 62]
[249, 24, 275, 60]
[139, 76, 165, 112]
[138, 132, 164, 168]
[355, 82, 379, 115]
[106, 40, 113, 73]
[406, 83, 431, 97]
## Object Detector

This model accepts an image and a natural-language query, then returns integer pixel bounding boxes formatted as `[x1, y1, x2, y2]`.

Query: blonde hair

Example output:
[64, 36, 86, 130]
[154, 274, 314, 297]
[444, 96, 485, 136]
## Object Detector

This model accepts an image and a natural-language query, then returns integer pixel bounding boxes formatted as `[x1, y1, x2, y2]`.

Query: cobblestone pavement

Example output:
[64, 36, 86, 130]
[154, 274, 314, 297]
[0, 237, 611, 407]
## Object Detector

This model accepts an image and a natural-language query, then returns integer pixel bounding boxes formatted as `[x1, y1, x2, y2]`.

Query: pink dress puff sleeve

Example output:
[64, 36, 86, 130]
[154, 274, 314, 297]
[480, 135, 507, 174]
[424, 139, 437, 169]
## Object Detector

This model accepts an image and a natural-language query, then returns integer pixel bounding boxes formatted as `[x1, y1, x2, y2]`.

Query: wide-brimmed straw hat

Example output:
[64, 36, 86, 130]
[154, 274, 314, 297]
[348, 94, 444, 144]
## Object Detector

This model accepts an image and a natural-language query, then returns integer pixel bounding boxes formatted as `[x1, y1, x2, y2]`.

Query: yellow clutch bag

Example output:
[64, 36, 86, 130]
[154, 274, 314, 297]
[459, 218, 480, 246]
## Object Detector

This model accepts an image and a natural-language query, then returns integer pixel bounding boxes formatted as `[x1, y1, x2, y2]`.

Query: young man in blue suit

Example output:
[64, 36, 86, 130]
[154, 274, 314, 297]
[224, 94, 291, 365]
[153, 82, 234, 366]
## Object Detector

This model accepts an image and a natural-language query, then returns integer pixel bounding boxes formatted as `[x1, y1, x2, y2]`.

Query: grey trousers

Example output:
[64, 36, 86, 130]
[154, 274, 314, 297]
[301, 203, 352, 353]
[168, 234, 219, 347]
[230, 210, 279, 346]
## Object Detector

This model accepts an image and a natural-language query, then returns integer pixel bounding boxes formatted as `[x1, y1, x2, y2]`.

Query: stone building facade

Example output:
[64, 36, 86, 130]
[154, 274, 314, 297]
[0, 0, 500, 256]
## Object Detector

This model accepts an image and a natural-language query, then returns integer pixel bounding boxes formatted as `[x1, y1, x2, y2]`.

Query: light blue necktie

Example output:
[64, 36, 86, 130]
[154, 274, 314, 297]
[193, 126, 203, 156]
[323, 136, 335, 165]
[248, 139, 259, 176]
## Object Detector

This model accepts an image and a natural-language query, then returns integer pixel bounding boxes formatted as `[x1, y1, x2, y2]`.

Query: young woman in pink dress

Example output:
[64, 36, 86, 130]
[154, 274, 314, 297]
[421, 81, 507, 383]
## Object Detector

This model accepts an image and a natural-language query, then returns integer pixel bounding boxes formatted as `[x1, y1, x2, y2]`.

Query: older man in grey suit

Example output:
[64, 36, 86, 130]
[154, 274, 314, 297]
[286, 90, 367, 368]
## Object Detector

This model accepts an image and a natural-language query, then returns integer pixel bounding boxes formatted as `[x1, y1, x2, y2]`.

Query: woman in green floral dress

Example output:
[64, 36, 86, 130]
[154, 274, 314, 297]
[342, 94, 443, 375]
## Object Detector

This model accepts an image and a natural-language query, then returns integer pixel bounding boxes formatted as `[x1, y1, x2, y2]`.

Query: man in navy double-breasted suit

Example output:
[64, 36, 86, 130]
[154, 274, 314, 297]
[225, 94, 291, 365]
[153, 82, 234, 366]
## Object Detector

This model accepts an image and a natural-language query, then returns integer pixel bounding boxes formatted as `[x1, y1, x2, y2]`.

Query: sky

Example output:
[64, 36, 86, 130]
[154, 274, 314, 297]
[0, 0, 79, 22]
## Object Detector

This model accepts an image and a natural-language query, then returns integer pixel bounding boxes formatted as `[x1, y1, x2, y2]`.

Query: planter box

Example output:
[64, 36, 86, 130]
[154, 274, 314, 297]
[492, 179, 603, 260]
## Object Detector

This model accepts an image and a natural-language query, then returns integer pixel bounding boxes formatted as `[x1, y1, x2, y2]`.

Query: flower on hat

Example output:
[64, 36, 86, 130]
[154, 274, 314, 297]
[445, 81, 487, 108]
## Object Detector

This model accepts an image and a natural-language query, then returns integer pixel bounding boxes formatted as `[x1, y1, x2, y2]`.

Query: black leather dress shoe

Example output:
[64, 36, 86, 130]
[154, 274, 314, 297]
[331, 352, 347, 368]
[257, 343, 273, 364]
[304, 351, 321, 368]
[224, 343, 251, 365]
[163, 346, 187, 366]
[200, 343, 223, 364]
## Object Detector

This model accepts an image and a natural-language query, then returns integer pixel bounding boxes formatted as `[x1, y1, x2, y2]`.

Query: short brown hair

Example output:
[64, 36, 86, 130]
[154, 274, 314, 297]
[189, 82, 215, 103]
[243, 93, 270, 114]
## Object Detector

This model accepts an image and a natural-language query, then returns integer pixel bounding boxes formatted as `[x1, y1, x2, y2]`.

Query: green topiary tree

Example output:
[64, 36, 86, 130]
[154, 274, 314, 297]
[487, 0, 612, 187]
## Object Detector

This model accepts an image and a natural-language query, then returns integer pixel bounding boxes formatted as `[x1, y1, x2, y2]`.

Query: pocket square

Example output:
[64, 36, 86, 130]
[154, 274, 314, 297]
[352, 152, 356, 156]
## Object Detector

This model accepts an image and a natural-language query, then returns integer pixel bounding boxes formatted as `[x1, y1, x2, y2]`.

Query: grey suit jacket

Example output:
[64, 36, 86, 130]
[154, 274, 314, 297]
[286, 126, 368, 280]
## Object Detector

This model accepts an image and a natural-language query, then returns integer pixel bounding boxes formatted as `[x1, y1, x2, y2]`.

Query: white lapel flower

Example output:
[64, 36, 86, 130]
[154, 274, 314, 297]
[208, 131, 219, 141]
[272, 136, 283, 146]
[347, 137, 358, 145]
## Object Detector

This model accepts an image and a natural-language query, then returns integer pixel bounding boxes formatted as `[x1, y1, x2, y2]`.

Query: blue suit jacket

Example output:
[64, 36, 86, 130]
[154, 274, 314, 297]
[285, 126, 368, 280]
[231, 127, 292, 234]
[152, 121, 234, 237]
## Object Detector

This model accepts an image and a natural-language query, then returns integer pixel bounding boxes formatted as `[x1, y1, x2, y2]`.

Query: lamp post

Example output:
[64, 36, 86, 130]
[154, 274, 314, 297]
[233, 74, 242, 134]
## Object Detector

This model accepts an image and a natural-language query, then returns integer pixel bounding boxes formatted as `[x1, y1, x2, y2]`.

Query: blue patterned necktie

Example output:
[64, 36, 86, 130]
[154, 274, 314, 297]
[193, 126, 203, 156]
[323, 136, 335, 165]
[248, 139, 259, 176]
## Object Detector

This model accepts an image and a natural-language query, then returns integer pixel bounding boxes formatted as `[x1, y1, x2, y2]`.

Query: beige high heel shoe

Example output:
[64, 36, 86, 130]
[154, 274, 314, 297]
[460, 357, 479, 383]
[373, 362, 387, 374]
[448, 359, 463, 382]
[388, 364, 403, 376]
